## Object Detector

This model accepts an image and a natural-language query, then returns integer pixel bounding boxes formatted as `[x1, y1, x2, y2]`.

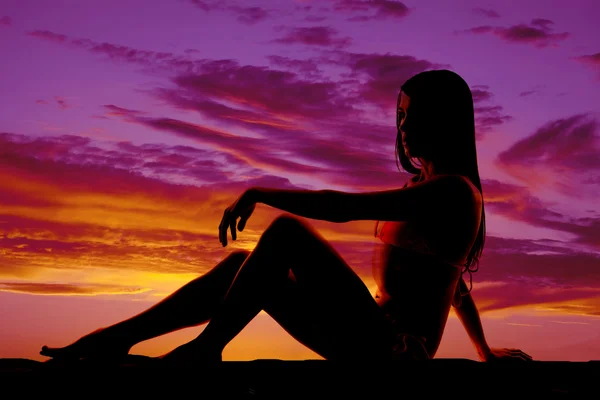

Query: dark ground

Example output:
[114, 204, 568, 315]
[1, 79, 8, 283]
[1, 356, 598, 398]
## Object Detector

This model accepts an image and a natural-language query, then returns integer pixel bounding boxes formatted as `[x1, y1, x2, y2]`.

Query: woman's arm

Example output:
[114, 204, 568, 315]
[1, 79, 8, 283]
[454, 278, 534, 362]
[251, 174, 475, 223]
[452, 277, 491, 361]
[249, 187, 347, 223]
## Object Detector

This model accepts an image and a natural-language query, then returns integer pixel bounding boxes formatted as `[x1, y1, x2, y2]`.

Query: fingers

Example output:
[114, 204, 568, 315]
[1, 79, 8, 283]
[219, 210, 228, 247]
[238, 204, 254, 232]
[229, 216, 237, 241]
[219, 208, 242, 247]
[508, 349, 533, 361]
[513, 350, 533, 361]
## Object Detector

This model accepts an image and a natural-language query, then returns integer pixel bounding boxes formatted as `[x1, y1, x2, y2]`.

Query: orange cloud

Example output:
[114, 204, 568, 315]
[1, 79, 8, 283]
[0, 281, 151, 296]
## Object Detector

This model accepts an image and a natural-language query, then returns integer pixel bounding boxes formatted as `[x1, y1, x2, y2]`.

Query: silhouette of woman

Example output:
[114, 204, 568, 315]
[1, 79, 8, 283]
[41, 70, 532, 364]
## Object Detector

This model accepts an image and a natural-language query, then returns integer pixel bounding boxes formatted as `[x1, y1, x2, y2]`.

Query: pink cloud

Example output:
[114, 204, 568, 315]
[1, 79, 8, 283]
[482, 178, 600, 252]
[473, 280, 600, 315]
[461, 233, 600, 315]
[0, 16, 12, 26]
[24, 30, 539, 192]
[107, 90, 409, 191]
[27, 29, 511, 138]
[2, 131, 599, 314]
[0, 133, 303, 278]
[0, 132, 233, 192]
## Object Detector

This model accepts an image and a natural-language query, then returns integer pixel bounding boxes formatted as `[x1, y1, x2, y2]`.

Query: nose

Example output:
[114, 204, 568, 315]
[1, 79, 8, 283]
[400, 123, 409, 138]
[400, 115, 414, 136]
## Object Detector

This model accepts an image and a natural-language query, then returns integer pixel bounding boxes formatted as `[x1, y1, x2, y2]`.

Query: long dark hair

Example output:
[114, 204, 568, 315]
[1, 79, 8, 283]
[395, 69, 486, 300]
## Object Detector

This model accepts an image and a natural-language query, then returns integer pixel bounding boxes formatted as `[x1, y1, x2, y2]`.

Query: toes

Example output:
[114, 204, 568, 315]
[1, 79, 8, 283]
[40, 346, 53, 356]
[40, 346, 72, 358]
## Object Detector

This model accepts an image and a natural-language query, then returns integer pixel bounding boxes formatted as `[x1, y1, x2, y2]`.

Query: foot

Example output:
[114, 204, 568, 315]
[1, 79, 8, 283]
[40, 328, 133, 361]
[160, 339, 222, 367]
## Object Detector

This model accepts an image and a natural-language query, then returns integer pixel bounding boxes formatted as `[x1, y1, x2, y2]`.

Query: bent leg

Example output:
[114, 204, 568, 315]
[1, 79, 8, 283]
[263, 216, 393, 360]
[40, 250, 250, 359]
[164, 214, 393, 363]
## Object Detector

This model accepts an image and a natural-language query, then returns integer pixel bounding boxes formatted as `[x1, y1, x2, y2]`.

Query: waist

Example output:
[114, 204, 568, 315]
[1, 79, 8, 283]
[375, 239, 465, 270]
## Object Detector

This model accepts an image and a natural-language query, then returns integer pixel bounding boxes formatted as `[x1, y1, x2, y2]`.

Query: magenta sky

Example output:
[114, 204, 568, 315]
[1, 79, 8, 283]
[1, 0, 599, 361]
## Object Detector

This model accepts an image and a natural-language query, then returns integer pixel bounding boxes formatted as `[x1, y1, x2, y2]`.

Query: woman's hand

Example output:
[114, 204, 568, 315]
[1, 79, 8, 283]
[480, 347, 533, 363]
[219, 188, 257, 247]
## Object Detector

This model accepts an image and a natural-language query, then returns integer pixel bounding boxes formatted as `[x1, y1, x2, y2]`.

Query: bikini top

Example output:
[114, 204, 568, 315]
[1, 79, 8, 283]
[372, 177, 467, 270]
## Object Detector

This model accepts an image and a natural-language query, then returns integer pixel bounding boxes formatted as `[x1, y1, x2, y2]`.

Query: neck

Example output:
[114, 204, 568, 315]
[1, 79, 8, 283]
[419, 159, 436, 180]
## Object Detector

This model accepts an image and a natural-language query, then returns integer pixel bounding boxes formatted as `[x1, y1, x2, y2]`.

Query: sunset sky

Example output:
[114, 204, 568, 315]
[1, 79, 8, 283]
[1, 0, 599, 362]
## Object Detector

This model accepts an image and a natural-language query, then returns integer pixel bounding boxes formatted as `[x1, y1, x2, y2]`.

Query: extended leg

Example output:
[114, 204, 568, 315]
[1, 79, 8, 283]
[162, 214, 393, 363]
[40, 250, 251, 359]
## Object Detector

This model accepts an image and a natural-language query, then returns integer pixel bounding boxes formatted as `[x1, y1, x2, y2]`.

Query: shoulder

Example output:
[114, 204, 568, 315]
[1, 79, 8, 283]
[424, 174, 482, 206]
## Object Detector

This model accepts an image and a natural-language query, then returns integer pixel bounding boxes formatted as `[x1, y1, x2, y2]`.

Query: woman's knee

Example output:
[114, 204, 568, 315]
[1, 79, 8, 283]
[272, 213, 301, 226]
[228, 249, 251, 263]
[207, 249, 250, 281]
[267, 213, 307, 235]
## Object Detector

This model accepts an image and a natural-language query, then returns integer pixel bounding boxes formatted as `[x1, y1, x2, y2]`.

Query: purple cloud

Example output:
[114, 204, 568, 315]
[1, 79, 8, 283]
[329, 51, 442, 109]
[188, 0, 221, 12]
[232, 6, 270, 25]
[472, 7, 500, 18]
[0, 16, 11, 26]
[330, 0, 411, 21]
[28, 30, 205, 72]
[266, 55, 323, 77]
[169, 60, 356, 120]
[574, 53, 600, 79]
[469, 235, 600, 315]
[188, 1, 273, 24]
[35, 96, 70, 110]
[518, 85, 545, 97]
[458, 19, 570, 48]
[273, 26, 352, 48]
[469, 85, 513, 134]
[482, 178, 600, 252]
[26, 29, 524, 192]
[2, 133, 598, 313]
[103, 104, 148, 117]
[496, 114, 600, 197]
[27, 28, 510, 137]
[0, 131, 234, 188]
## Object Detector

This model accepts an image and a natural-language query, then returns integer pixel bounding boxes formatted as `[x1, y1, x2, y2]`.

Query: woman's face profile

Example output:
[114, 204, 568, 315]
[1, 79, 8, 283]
[397, 91, 415, 157]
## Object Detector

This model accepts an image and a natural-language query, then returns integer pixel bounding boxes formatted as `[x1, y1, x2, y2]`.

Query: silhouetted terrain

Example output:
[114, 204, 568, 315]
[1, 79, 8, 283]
[0, 356, 597, 398]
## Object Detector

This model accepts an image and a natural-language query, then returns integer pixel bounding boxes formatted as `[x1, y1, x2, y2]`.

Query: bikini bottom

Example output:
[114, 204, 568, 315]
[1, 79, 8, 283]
[384, 313, 430, 361]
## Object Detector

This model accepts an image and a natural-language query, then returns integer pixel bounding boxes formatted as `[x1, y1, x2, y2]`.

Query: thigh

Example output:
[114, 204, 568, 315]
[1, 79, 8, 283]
[263, 215, 394, 360]
[264, 276, 393, 361]
[266, 214, 376, 303]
